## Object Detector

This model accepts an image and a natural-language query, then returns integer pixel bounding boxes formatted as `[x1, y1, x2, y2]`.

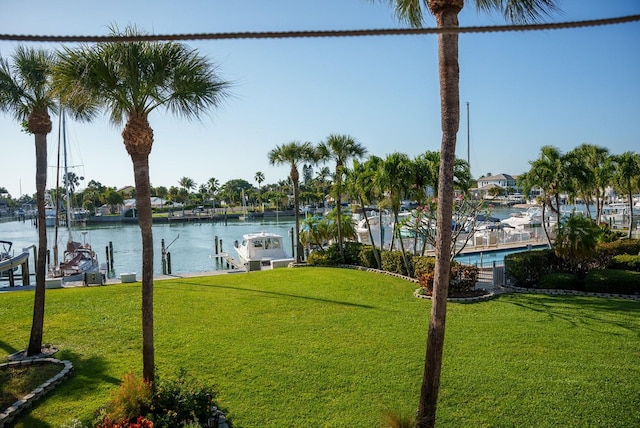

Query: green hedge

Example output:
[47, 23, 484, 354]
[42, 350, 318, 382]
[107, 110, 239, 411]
[359, 245, 380, 268]
[412, 256, 436, 278]
[537, 272, 580, 290]
[594, 239, 640, 268]
[381, 251, 410, 276]
[504, 249, 559, 288]
[307, 242, 364, 266]
[607, 254, 640, 272]
[585, 269, 640, 294]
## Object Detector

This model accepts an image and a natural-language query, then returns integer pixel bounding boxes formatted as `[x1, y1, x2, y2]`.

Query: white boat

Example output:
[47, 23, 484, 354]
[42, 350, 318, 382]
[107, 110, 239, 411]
[354, 211, 394, 249]
[0, 240, 17, 278]
[600, 202, 636, 227]
[500, 206, 544, 229]
[234, 232, 291, 268]
[44, 193, 57, 227]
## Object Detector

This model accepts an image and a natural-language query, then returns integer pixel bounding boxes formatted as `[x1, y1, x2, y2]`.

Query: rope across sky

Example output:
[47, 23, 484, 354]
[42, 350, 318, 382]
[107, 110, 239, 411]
[1, 14, 638, 43]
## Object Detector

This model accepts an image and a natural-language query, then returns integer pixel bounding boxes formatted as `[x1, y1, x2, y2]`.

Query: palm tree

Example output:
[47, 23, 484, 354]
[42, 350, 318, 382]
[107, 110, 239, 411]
[520, 145, 572, 244]
[567, 144, 612, 221]
[179, 176, 196, 207]
[254, 171, 265, 210]
[207, 177, 220, 209]
[254, 171, 265, 191]
[268, 141, 316, 263]
[612, 152, 640, 238]
[316, 166, 333, 208]
[381, 1, 560, 426]
[380, 152, 414, 274]
[54, 25, 230, 384]
[0, 46, 57, 356]
[317, 134, 367, 260]
[344, 157, 383, 268]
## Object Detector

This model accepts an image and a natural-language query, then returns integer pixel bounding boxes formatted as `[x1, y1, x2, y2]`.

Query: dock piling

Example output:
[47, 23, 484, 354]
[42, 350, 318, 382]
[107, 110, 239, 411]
[109, 241, 114, 271]
[161, 239, 167, 275]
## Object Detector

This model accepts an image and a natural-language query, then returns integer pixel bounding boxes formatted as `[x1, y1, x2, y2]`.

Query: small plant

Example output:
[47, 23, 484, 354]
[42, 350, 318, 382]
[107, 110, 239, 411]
[96, 372, 153, 427]
[60, 419, 89, 428]
[94, 370, 222, 428]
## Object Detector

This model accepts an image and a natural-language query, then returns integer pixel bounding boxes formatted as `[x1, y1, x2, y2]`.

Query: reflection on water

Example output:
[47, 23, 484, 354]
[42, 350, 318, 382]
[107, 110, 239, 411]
[0, 219, 296, 277]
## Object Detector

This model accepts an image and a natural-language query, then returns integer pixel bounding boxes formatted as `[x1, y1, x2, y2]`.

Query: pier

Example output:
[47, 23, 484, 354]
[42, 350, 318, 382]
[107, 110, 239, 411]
[0, 245, 35, 287]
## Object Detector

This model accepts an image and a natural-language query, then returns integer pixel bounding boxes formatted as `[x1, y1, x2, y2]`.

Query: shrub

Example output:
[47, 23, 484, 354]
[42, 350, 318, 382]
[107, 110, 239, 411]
[306, 243, 364, 266]
[504, 249, 559, 288]
[417, 262, 479, 296]
[607, 254, 640, 272]
[307, 249, 331, 266]
[151, 369, 218, 427]
[593, 239, 640, 268]
[342, 241, 364, 265]
[381, 251, 409, 276]
[359, 245, 380, 268]
[98, 372, 153, 425]
[537, 272, 580, 290]
[450, 264, 479, 293]
[95, 370, 221, 428]
[585, 269, 640, 294]
[412, 256, 436, 278]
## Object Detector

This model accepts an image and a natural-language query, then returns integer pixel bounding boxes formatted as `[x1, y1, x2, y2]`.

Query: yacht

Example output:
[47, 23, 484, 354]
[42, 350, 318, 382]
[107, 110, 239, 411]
[234, 232, 291, 268]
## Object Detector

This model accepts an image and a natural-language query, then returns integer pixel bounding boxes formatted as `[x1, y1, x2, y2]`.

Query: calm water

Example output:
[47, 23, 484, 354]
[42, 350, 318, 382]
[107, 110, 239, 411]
[454, 244, 548, 267]
[0, 204, 565, 285]
[0, 218, 296, 281]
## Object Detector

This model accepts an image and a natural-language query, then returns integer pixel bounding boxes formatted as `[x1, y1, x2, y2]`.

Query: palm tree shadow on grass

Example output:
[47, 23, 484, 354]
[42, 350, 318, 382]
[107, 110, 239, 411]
[161, 280, 376, 309]
[0, 339, 19, 357]
[56, 349, 121, 386]
[498, 294, 640, 338]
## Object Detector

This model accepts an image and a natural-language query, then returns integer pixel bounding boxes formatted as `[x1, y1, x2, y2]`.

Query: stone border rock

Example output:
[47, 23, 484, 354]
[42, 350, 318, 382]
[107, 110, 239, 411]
[501, 285, 640, 300]
[413, 288, 497, 303]
[0, 357, 73, 427]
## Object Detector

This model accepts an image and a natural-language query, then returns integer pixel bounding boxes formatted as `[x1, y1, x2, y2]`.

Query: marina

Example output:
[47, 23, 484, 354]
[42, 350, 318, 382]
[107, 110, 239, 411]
[0, 217, 299, 287]
[6, 202, 631, 287]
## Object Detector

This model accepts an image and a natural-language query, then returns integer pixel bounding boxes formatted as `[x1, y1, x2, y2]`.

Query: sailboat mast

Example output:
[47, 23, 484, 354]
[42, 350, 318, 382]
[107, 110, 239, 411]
[62, 110, 73, 243]
[53, 111, 62, 266]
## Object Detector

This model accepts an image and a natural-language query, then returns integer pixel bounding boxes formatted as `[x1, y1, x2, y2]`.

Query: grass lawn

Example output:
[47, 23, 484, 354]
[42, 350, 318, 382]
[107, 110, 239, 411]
[0, 267, 638, 427]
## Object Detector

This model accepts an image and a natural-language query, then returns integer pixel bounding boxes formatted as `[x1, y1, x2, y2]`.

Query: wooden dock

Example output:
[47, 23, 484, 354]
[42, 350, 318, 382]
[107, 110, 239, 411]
[209, 253, 245, 270]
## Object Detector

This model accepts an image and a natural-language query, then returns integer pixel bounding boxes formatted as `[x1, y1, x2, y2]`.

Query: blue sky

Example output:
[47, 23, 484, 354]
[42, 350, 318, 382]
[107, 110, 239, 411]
[1, 0, 639, 198]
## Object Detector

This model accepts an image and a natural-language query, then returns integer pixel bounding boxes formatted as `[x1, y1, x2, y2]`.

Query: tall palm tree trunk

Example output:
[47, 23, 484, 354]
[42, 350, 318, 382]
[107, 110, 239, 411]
[131, 152, 155, 384]
[359, 196, 381, 268]
[417, 3, 461, 427]
[336, 186, 344, 259]
[293, 176, 303, 263]
[123, 114, 156, 384]
[394, 209, 413, 276]
[28, 133, 48, 355]
[626, 192, 634, 240]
